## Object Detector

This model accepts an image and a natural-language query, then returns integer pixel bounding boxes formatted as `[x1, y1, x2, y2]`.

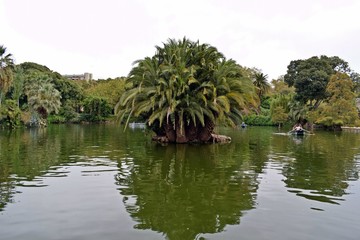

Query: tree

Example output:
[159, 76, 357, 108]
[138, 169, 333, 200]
[84, 77, 126, 107]
[350, 71, 360, 94]
[25, 74, 61, 126]
[19, 62, 85, 122]
[116, 38, 258, 143]
[253, 72, 270, 100]
[271, 75, 295, 96]
[283, 55, 360, 109]
[284, 56, 333, 108]
[0, 45, 14, 106]
[11, 66, 25, 107]
[271, 106, 288, 128]
[82, 96, 112, 122]
[270, 94, 291, 127]
[51, 77, 84, 120]
[309, 73, 358, 129]
[0, 99, 21, 128]
[288, 99, 308, 124]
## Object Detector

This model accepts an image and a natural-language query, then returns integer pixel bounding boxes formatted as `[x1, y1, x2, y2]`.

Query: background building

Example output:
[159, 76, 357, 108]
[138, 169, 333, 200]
[63, 72, 93, 81]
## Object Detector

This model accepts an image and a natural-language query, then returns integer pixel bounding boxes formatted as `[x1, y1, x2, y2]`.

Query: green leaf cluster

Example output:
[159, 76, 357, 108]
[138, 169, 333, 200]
[243, 110, 273, 126]
[0, 99, 21, 128]
[81, 96, 112, 122]
[116, 38, 258, 132]
[84, 78, 126, 107]
[310, 73, 359, 127]
[25, 74, 62, 125]
[0, 45, 14, 106]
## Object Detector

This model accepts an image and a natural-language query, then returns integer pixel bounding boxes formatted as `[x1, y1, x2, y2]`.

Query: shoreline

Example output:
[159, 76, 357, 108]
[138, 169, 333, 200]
[342, 126, 360, 132]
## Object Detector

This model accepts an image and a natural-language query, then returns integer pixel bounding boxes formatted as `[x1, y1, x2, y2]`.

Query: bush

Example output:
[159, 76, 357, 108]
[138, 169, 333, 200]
[243, 114, 273, 126]
[48, 115, 66, 124]
[243, 107, 275, 126]
[0, 100, 22, 128]
[58, 103, 80, 122]
[81, 96, 112, 122]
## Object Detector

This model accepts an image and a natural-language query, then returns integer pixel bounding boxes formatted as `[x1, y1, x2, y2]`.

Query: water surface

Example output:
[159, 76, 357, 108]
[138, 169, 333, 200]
[0, 125, 359, 240]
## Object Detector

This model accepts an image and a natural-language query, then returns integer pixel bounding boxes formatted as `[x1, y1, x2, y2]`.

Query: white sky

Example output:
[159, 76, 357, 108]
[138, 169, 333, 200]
[1, 0, 359, 80]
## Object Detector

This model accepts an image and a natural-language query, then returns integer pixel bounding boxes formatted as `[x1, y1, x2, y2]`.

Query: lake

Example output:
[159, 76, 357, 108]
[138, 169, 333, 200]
[0, 124, 359, 240]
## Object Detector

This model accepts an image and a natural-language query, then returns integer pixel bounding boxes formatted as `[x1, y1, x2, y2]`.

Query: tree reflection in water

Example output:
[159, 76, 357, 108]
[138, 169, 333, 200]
[115, 141, 265, 240]
[271, 131, 360, 205]
[2, 125, 359, 239]
[0, 126, 82, 211]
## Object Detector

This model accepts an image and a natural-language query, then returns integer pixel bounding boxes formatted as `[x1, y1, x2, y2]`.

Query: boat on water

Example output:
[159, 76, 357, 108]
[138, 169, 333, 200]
[291, 129, 305, 135]
[290, 123, 307, 136]
[274, 123, 313, 136]
[129, 122, 146, 129]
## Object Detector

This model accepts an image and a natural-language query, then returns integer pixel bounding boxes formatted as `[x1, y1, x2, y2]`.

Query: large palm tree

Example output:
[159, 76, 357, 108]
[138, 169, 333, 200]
[116, 38, 258, 143]
[0, 45, 14, 106]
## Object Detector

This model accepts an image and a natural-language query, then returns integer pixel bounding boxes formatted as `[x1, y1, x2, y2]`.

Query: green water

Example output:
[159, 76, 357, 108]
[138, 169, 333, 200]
[0, 125, 359, 240]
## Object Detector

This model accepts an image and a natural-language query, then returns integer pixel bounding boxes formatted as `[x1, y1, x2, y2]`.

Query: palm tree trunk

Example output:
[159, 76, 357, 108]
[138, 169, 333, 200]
[164, 122, 176, 142]
[175, 119, 187, 143]
[198, 117, 214, 142]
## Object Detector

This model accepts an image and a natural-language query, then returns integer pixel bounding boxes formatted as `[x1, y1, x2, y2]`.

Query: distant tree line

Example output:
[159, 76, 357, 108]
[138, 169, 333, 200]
[0, 45, 126, 128]
[1, 41, 359, 134]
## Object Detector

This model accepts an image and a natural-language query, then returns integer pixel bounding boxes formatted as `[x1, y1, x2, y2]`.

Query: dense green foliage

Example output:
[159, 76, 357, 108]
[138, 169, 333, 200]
[308, 72, 359, 128]
[25, 74, 62, 126]
[284, 56, 356, 108]
[270, 94, 292, 126]
[0, 99, 21, 128]
[0, 45, 14, 106]
[283, 55, 360, 128]
[1, 43, 359, 131]
[0, 53, 122, 127]
[116, 38, 258, 142]
[243, 110, 273, 126]
[84, 78, 126, 107]
[81, 96, 112, 122]
[253, 72, 270, 103]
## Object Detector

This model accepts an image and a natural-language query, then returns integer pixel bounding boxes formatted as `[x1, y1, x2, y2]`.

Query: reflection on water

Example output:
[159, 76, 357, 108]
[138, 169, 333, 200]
[0, 125, 360, 240]
[115, 143, 262, 240]
[270, 131, 360, 206]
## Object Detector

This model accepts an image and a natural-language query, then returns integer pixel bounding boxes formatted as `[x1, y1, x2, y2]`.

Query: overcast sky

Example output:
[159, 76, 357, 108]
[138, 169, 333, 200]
[1, 0, 359, 80]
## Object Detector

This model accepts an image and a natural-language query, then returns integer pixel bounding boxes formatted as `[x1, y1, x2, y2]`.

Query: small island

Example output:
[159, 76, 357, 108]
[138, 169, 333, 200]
[115, 38, 258, 143]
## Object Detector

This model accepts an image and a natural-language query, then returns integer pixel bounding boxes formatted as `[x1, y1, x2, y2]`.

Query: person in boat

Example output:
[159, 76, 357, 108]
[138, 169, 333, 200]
[293, 123, 304, 132]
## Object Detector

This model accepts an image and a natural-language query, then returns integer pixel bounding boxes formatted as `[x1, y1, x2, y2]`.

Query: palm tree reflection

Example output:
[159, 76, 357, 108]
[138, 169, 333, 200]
[115, 142, 263, 240]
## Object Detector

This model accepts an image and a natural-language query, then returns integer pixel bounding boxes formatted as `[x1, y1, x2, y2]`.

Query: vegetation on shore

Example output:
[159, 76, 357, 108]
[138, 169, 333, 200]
[115, 38, 258, 143]
[1, 40, 360, 140]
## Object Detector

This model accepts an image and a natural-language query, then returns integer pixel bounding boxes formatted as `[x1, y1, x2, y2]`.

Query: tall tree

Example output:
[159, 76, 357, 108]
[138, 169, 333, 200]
[84, 78, 126, 107]
[284, 56, 333, 108]
[19, 62, 85, 121]
[270, 94, 292, 126]
[271, 106, 288, 129]
[309, 72, 358, 128]
[0, 45, 14, 106]
[116, 38, 258, 143]
[271, 75, 295, 95]
[25, 74, 61, 126]
[283, 55, 360, 109]
[82, 96, 112, 122]
[11, 66, 25, 107]
[253, 72, 270, 100]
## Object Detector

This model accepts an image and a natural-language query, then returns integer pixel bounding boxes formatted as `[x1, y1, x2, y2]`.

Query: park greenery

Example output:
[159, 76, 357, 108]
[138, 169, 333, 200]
[1, 39, 360, 139]
[115, 38, 259, 143]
